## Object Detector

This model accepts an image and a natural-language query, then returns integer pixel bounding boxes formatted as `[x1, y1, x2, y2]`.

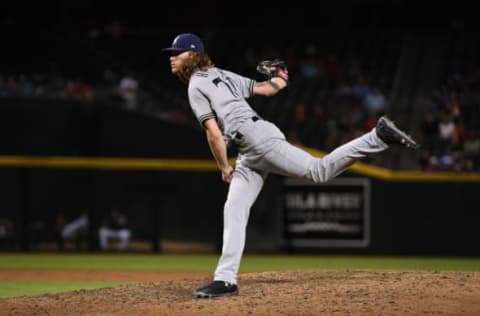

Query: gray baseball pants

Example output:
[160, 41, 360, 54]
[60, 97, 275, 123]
[214, 118, 388, 284]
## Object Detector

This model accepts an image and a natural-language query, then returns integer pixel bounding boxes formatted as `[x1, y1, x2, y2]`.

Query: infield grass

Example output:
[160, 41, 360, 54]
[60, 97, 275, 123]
[0, 253, 479, 298]
[0, 253, 479, 272]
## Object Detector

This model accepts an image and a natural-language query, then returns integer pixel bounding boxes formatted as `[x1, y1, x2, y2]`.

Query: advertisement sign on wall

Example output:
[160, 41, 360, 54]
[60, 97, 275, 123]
[283, 177, 370, 248]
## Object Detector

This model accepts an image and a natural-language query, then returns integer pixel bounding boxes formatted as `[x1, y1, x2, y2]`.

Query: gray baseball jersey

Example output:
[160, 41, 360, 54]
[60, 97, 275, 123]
[187, 66, 389, 285]
[188, 67, 258, 143]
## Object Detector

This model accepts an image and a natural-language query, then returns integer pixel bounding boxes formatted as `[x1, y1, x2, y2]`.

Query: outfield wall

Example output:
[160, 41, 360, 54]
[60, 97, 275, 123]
[0, 99, 479, 255]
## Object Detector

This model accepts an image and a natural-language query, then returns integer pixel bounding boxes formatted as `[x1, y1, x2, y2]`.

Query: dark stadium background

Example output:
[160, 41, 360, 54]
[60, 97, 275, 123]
[0, 1, 479, 256]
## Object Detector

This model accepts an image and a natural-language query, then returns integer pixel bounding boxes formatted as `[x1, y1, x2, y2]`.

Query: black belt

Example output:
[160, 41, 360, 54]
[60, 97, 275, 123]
[234, 116, 260, 140]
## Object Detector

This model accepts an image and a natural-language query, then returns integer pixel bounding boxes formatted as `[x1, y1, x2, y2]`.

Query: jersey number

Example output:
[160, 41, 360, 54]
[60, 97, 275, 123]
[212, 77, 238, 97]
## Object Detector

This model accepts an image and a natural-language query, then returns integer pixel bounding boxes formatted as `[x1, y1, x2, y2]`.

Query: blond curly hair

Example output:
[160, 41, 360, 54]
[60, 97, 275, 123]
[176, 52, 214, 83]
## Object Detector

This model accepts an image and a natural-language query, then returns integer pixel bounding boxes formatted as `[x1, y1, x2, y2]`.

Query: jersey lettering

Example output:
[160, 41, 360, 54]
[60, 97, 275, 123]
[212, 77, 239, 97]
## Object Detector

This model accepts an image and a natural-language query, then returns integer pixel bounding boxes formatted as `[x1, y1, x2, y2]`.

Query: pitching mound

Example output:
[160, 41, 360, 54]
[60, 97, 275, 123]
[1, 270, 479, 315]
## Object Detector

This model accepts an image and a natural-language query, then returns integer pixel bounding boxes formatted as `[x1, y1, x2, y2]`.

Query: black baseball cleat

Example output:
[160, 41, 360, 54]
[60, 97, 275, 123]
[194, 280, 239, 298]
[376, 116, 419, 149]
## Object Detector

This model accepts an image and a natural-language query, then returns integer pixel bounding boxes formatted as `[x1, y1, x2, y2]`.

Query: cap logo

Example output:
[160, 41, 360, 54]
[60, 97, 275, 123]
[163, 33, 204, 53]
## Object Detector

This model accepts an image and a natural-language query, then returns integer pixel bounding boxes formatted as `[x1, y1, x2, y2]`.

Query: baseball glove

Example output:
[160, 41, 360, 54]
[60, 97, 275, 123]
[256, 59, 289, 83]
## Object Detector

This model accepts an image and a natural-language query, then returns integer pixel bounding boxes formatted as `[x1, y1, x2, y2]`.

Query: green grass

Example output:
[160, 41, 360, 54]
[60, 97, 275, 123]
[0, 281, 125, 298]
[0, 253, 479, 298]
[241, 255, 480, 272]
[0, 253, 479, 272]
[0, 253, 218, 271]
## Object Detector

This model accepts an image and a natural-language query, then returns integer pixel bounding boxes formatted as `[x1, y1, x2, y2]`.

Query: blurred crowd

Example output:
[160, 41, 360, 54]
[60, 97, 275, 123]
[1, 17, 479, 172]
[418, 73, 480, 172]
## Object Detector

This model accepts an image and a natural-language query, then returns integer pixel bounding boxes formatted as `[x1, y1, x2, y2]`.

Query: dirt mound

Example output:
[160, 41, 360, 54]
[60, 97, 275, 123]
[1, 270, 479, 315]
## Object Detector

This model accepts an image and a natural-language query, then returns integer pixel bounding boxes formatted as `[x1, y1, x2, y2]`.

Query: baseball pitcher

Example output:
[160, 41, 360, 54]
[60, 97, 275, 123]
[162, 33, 418, 298]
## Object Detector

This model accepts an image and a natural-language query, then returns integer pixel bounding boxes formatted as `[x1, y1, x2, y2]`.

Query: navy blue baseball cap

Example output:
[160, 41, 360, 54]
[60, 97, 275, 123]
[162, 33, 205, 53]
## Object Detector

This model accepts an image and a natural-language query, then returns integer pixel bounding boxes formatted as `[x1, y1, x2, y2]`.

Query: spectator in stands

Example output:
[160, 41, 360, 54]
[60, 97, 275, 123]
[351, 76, 370, 100]
[64, 79, 93, 102]
[364, 86, 386, 116]
[57, 210, 89, 251]
[364, 110, 379, 132]
[75, 80, 94, 102]
[98, 207, 131, 251]
[299, 42, 322, 79]
[324, 53, 342, 82]
[438, 111, 456, 155]
[18, 74, 33, 96]
[289, 104, 307, 143]
[117, 73, 139, 110]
